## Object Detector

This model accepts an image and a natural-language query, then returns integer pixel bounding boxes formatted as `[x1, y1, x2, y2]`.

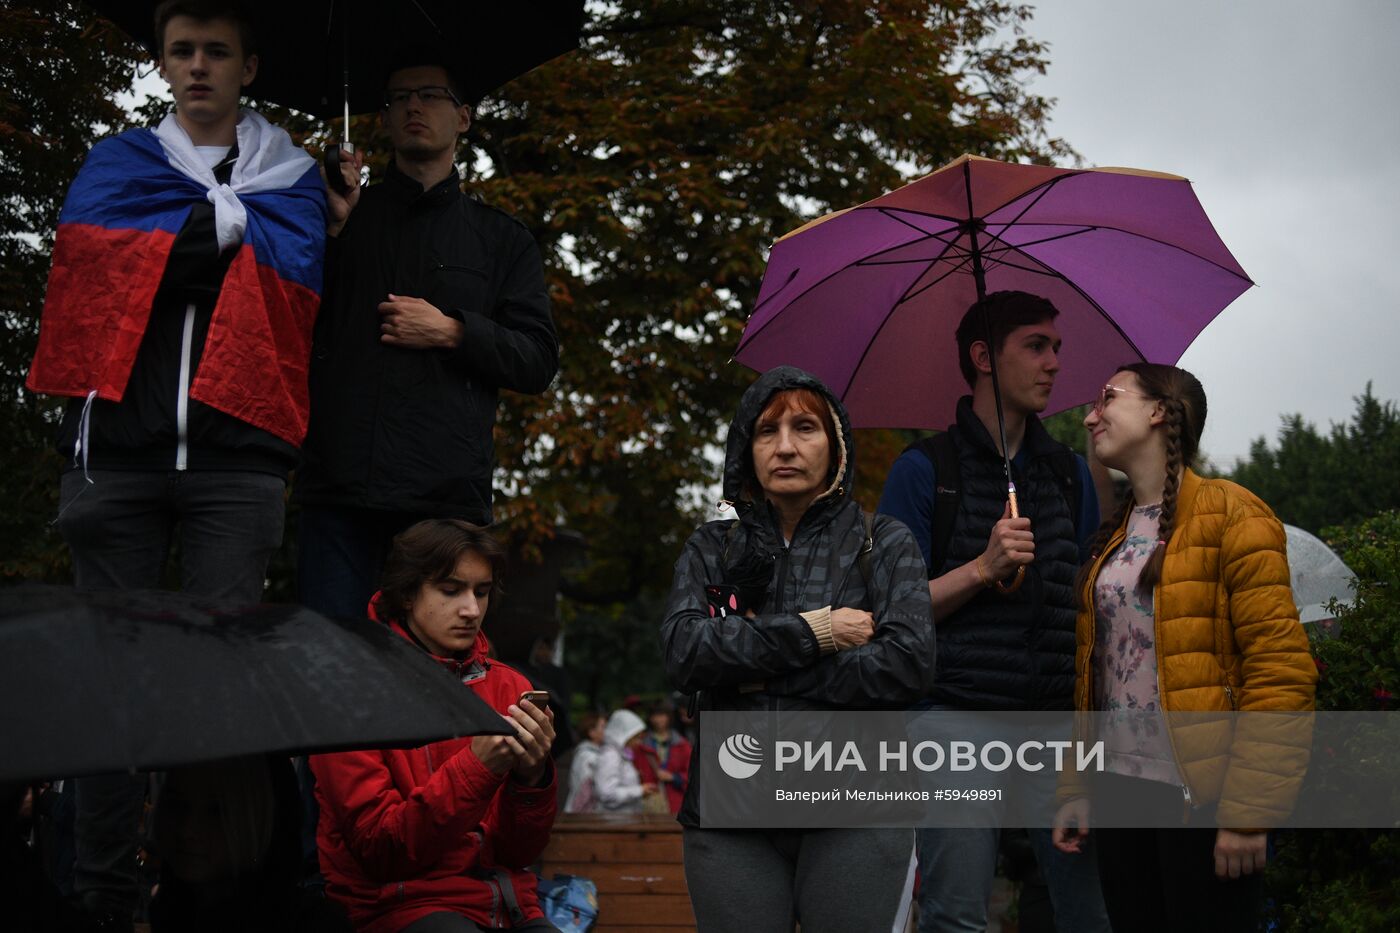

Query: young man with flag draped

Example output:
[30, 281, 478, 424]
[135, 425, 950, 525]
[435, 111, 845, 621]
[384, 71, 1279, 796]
[30, 0, 325, 602]
[25, 1, 326, 924]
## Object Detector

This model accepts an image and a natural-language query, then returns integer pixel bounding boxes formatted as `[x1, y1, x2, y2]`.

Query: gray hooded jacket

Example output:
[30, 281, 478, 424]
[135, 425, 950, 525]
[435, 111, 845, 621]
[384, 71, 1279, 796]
[660, 367, 935, 824]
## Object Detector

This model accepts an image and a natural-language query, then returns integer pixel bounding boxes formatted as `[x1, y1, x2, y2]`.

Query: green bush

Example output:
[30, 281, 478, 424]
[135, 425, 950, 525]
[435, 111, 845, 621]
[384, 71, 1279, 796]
[1263, 511, 1400, 931]
[1266, 831, 1400, 932]
[1309, 510, 1400, 711]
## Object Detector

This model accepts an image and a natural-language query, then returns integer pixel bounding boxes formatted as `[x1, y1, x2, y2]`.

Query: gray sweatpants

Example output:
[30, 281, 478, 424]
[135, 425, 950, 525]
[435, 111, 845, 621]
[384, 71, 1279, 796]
[683, 827, 915, 933]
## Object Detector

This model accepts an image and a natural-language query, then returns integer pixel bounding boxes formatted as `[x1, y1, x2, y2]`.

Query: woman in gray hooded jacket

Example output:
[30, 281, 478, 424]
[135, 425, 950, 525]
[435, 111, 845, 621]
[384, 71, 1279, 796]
[661, 366, 935, 933]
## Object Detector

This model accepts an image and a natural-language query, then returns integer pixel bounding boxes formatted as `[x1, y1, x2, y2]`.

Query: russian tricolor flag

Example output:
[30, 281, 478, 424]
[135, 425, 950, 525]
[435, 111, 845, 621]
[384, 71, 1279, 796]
[28, 126, 326, 447]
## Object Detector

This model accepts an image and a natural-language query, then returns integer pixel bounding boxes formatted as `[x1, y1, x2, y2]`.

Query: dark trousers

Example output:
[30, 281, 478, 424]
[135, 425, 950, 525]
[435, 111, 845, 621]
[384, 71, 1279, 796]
[294, 505, 424, 885]
[1093, 774, 1263, 933]
[1096, 827, 1263, 932]
[56, 468, 285, 914]
[296, 506, 425, 619]
[57, 469, 285, 600]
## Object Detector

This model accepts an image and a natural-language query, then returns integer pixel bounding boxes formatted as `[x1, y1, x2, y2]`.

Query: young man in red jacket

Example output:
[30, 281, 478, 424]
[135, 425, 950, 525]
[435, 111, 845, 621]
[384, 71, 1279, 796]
[310, 520, 558, 933]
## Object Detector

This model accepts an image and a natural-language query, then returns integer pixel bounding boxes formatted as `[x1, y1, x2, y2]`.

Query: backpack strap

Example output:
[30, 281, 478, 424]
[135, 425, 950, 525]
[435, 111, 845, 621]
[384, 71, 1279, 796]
[907, 432, 962, 576]
[493, 868, 526, 926]
[909, 433, 1086, 561]
[1045, 448, 1085, 540]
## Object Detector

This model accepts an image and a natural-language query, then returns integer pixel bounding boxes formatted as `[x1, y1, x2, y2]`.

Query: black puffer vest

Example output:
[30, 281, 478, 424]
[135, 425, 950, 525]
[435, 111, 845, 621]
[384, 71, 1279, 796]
[931, 399, 1079, 710]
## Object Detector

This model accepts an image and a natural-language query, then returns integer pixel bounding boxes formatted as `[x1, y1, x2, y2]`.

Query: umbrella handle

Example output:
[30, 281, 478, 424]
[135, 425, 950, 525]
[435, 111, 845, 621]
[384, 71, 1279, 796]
[324, 143, 356, 196]
[995, 488, 1027, 595]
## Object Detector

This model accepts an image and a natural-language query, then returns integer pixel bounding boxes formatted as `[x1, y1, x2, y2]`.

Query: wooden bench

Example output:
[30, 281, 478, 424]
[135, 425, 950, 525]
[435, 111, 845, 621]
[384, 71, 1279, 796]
[538, 812, 695, 933]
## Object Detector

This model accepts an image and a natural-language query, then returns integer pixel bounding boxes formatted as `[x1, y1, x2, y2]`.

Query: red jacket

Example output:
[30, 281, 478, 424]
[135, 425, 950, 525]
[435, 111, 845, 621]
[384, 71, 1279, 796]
[633, 731, 692, 815]
[310, 600, 556, 932]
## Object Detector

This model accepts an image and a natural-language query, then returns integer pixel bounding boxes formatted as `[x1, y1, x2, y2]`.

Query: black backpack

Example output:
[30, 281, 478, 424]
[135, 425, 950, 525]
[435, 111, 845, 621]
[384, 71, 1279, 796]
[908, 432, 1082, 576]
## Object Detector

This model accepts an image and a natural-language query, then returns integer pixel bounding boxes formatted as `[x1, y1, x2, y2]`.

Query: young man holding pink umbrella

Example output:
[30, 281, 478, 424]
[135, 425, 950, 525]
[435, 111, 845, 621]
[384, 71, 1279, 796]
[878, 290, 1111, 933]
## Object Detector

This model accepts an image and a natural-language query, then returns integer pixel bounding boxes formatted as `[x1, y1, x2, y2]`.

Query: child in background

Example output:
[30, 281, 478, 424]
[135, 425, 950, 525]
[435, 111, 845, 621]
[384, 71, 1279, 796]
[593, 710, 659, 813]
[564, 713, 606, 814]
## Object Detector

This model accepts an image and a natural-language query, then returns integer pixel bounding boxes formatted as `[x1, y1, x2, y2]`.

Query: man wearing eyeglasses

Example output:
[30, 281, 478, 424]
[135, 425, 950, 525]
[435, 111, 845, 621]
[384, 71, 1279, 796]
[877, 291, 1110, 933]
[295, 47, 559, 622]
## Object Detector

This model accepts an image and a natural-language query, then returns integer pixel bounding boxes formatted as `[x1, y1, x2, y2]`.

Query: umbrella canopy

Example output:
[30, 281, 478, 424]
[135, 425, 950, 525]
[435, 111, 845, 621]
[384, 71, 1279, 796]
[1284, 524, 1357, 624]
[91, 0, 585, 116]
[0, 586, 511, 782]
[736, 154, 1253, 430]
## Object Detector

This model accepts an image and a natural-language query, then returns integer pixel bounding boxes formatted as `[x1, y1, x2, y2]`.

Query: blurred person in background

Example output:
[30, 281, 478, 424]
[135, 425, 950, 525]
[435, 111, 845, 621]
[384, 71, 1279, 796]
[563, 712, 605, 815]
[592, 709, 658, 815]
[632, 701, 690, 816]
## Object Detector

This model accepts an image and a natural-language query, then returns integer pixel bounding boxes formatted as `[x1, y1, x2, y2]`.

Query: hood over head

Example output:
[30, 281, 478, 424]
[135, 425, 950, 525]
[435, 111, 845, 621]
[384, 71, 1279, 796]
[603, 708, 646, 748]
[722, 365, 855, 509]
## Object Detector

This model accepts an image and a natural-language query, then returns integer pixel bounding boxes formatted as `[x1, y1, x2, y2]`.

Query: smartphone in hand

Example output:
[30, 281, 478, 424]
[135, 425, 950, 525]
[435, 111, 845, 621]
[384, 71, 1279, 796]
[518, 690, 551, 708]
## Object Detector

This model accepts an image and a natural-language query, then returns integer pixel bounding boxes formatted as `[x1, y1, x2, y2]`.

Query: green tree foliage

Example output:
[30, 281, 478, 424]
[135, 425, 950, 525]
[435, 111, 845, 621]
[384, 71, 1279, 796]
[1266, 830, 1400, 933]
[563, 591, 676, 712]
[1264, 510, 1400, 931]
[1041, 404, 1089, 454]
[1311, 510, 1400, 713]
[1229, 385, 1400, 535]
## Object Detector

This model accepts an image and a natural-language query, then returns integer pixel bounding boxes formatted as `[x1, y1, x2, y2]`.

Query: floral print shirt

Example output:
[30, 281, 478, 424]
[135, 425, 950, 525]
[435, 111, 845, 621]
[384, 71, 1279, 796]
[1093, 503, 1182, 785]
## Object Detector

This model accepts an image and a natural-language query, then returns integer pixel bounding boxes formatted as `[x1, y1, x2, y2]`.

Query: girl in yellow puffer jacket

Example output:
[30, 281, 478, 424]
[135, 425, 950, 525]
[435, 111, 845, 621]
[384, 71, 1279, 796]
[1050, 363, 1316, 932]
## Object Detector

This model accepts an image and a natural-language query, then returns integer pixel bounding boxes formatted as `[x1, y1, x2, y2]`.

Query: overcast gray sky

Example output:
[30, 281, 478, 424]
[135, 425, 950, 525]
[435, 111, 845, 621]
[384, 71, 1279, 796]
[1025, 0, 1400, 465]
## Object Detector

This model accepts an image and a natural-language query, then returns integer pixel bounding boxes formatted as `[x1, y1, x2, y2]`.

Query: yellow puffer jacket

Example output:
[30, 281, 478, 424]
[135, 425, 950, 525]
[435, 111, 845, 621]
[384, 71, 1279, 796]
[1062, 469, 1317, 828]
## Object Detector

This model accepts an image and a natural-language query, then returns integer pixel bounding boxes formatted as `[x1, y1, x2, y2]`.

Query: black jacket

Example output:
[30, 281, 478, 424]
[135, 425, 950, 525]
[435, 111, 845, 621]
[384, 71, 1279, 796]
[660, 367, 935, 825]
[56, 147, 299, 478]
[297, 163, 558, 521]
[933, 398, 1080, 710]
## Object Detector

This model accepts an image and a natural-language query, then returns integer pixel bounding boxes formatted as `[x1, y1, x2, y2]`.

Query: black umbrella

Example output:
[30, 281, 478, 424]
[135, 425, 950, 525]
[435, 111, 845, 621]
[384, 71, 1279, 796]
[90, 0, 585, 117]
[90, 1, 584, 193]
[0, 586, 510, 782]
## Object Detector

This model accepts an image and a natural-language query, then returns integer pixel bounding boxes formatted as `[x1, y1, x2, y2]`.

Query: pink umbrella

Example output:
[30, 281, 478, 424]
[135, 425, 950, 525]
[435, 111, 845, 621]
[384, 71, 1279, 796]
[736, 154, 1252, 430]
[736, 154, 1251, 592]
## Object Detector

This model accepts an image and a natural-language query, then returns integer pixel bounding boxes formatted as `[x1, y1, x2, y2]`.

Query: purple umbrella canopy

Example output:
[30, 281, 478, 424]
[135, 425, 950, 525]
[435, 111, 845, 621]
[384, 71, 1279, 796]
[736, 155, 1253, 429]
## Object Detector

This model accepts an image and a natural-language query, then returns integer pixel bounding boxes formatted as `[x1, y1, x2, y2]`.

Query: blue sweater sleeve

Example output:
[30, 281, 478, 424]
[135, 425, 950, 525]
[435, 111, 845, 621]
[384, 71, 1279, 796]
[1074, 454, 1100, 561]
[877, 449, 937, 575]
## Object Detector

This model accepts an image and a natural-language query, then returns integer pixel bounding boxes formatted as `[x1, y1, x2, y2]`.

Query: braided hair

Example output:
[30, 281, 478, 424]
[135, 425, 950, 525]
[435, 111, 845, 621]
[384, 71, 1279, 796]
[1075, 363, 1207, 603]
[1075, 495, 1134, 601]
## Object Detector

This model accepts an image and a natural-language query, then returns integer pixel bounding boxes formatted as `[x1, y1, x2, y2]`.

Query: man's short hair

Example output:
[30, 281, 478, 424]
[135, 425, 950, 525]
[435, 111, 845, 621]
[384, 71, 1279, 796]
[153, 0, 257, 58]
[377, 520, 506, 623]
[954, 291, 1060, 387]
[383, 43, 471, 106]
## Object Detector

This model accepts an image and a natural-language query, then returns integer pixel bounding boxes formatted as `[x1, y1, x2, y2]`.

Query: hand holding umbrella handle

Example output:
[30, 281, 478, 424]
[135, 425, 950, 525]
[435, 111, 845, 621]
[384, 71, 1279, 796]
[324, 143, 354, 196]
[995, 486, 1027, 595]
